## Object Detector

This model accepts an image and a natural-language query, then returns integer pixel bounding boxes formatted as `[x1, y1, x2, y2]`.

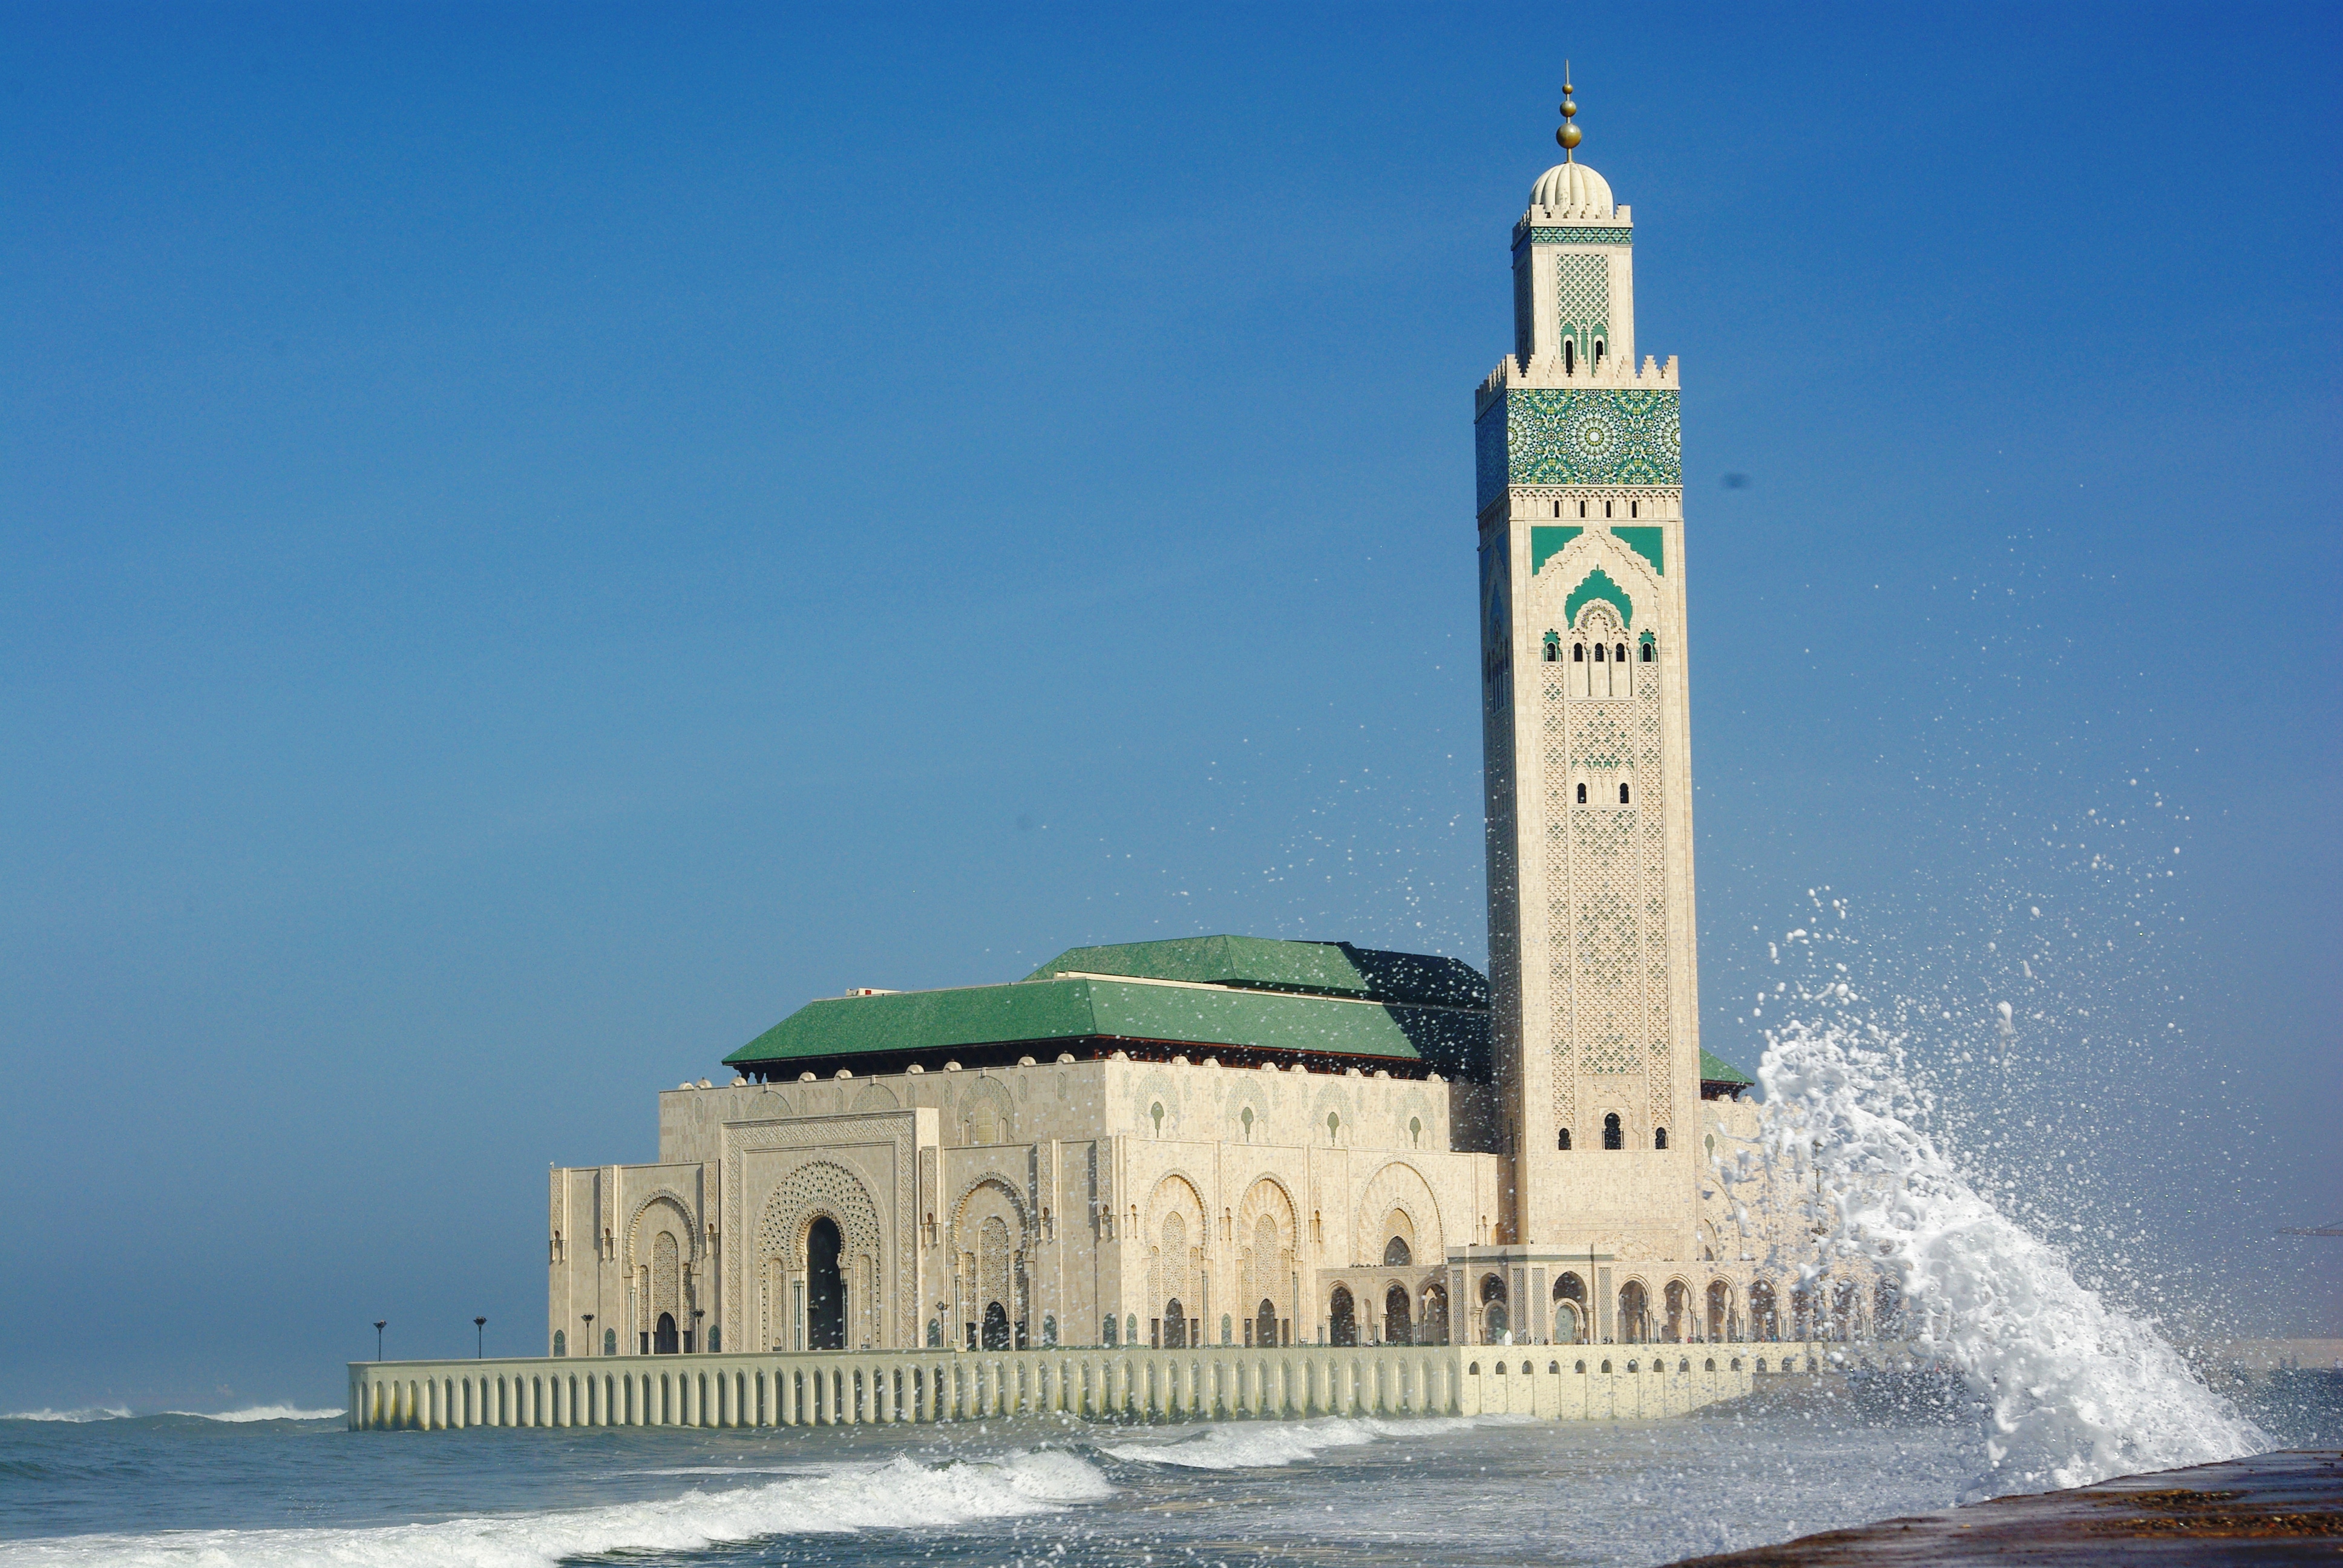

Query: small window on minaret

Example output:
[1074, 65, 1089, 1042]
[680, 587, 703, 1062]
[1564, 340, 1575, 373]
[1594, 339, 1605, 365]
[1640, 643, 1654, 663]
[1558, 1128, 1572, 1151]
[1630, 501, 1638, 518]
[1619, 783, 1631, 805]
[1593, 644, 1605, 662]
[1573, 644, 1584, 663]
[1579, 501, 1587, 519]
[1576, 783, 1587, 805]
[1605, 501, 1614, 518]
[1615, 643, 1627, 663]
[1602, 1112, 1623, 1150]
[1553, 501, 1562, 517]
[1654, 1127, 1669, 1151]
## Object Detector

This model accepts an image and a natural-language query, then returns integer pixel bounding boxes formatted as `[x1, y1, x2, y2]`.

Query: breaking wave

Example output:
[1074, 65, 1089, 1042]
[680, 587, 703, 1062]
[0, 1449, 1110, 1568]
[0, 1410, 133, 1425]
[161, 1406, 344, 1423]
[1754, 1005, 2270, 1497]
[1101, 1413, 1497, 1470]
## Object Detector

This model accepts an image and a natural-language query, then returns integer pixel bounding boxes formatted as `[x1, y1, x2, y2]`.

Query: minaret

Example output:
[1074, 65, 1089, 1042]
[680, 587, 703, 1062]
[1476, 79, 1700, 1269]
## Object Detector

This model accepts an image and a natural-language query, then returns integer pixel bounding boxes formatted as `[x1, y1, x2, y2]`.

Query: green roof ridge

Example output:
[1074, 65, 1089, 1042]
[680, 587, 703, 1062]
[1699, 1048, 1754, 1085]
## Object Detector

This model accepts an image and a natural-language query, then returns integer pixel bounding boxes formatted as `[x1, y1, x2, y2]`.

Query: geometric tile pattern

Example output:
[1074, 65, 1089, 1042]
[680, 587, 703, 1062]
[1516, 226, 1634, 247]
[1553, 253, 1610, 365]
[1479, 390, 1682, 507]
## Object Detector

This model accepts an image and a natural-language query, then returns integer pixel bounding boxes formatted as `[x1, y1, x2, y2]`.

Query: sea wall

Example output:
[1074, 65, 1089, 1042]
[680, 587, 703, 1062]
[347, 1342, 1754, 1431]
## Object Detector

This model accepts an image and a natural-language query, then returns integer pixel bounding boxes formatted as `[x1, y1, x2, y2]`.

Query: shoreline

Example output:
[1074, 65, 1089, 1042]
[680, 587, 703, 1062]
[1669, 1448, 2343, 1565]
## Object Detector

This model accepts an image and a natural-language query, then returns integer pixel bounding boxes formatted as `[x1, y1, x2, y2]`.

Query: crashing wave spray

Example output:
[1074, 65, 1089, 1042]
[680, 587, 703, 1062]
[1749, 996, 2267, 1498]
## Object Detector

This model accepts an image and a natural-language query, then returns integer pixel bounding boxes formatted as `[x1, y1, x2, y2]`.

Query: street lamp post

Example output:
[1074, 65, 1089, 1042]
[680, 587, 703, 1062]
[474, 1316, 487, 1358]
[375, 1321, 386, 1361]
[583, 1313, 595, 1356]
[692, 1308, 706, 1354]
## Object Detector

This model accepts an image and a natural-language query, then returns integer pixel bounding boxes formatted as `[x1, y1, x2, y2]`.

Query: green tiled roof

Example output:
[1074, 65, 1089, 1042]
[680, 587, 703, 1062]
[725, 937, 1492, 1079]
[1026, 936, 1489, 1010]
[1699, 1048, 1754, 1086]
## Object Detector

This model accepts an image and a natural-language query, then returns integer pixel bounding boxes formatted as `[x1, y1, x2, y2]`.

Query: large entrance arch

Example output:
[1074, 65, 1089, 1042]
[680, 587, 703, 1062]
[981, 1301, 1012, 1350]
[653, 1312, 680, 1354]
[1254, 1298, 1278, 1348]
[807, 1216, 845, 1350]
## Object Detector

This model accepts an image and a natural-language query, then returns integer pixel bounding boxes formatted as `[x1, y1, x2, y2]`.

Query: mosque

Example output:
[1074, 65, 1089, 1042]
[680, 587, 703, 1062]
[543, 90, 1869, 1367]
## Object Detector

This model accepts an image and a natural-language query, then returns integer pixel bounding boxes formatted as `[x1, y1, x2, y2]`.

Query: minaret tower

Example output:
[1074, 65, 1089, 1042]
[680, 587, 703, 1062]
[1476, 79, 1700, 1272]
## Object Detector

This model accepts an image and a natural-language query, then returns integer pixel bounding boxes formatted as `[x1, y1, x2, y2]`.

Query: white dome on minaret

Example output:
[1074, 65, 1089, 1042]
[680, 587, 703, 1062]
[1527, 159, 1614, 219]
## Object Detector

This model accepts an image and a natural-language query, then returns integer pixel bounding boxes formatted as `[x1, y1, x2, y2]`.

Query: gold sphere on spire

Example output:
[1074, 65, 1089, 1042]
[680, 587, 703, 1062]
[1556, 68, 1582, 158]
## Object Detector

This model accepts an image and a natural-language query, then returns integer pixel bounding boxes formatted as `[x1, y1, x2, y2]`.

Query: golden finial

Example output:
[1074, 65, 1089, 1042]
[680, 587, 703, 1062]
[1556, 64, 1582, 162]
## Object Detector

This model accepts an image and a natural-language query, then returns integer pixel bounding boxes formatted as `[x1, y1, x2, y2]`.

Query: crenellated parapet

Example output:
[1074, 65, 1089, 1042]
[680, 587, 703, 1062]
[1476, 351, 1679, 417]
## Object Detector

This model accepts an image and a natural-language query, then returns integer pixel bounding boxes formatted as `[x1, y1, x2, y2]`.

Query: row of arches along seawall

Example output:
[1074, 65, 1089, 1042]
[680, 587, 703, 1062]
[336, 1343, 1974, 1430]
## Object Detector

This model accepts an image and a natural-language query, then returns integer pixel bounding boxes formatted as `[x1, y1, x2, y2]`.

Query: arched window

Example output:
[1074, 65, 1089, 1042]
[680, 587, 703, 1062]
[1573, 642, 1585, 662]
[603, 1328, 616, 1356]
[1593, 642, 1605, 662]
[1578, 501, 1587, 519]
[1594, 339, 1605, 365]
[1563, 339, 1575, 373]
[1620, 783, 1631, 804]
[1576, 782, 1588, 804]
[552, 1330, 566, 1358]
[1103, 1315, 1118, 1347]
[1329, 1286, 1358, 1346]
[1653, 1125, 1667, 1149]
[1544, 640, 1558, 662]
[1557, 1126, 1571, 1150]
[1640, 642, 1654, 662]
[1385, 1284, 1414, 1344]
[1614, 643, 1627, 663]
[1602, 1112, 1623, 1150]
[1605, 500, 1614, 518]
[1384, 1234, 1412, 1267]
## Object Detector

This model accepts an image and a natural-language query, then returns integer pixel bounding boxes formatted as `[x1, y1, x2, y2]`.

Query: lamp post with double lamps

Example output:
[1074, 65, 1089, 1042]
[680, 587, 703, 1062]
[474, 1316, 487, 1358]
[374, 1321, 385, 1361]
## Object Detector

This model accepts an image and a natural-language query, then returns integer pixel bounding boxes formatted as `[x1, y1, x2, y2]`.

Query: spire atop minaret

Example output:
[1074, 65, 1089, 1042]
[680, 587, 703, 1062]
[1556, 67, 1582, 162]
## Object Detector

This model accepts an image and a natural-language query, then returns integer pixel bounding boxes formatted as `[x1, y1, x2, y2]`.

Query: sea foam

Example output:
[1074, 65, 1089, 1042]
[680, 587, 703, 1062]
[0, 1449, 1110, 1568]
[162, 1406, 344, 1424]
[1101, 1413, 1499, 1470]
[1755, 1007, 2270, 1497]
[0, 1410, 133, 1425]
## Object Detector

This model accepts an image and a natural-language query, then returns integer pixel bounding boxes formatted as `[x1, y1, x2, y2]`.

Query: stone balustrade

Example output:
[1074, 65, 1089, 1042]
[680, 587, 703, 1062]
[347, 1342, 1768, 1431]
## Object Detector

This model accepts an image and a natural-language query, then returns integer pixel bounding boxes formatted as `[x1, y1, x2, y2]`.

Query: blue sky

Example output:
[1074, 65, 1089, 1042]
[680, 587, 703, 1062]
[2, 3, 2336, 1408]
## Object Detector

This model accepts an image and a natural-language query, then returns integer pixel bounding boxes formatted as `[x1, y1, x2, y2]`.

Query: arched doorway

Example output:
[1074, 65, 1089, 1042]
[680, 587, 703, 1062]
[1749, 1279, 1779, 1341]
[1384, 1284, 1412, 1345]
[1329, 1286, 1357, 1346]
[1664, 1280, 1689, 1342]
[1707, 1279, 1732, 1341]
[981, 1301, 1011, 1350]
[807, 1216, 845, 1350]
[654, 1311, 680, 1354]
[1554, 1272, 1587, 1344]
[1618, 1279, 1650, 1343]
[1254, 1298, 1277, 1348]
[1164, 1298, 1187, 1349]
[1420, 1282, 1449, 1345]
[1480, 1273, 1508, 1344]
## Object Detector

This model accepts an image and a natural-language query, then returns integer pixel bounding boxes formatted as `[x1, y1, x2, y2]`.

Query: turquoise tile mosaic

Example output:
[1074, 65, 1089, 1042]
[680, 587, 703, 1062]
[1512, 225, 1634, 249]
[1475, 388, 1682, 507]
[1565, 566, 1634, 630]
[1611, 526, 1664, 577]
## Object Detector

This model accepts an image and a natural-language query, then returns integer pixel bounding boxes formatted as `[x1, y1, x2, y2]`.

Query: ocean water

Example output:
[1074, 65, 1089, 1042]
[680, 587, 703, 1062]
[4, 1376, 2330, 1568]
